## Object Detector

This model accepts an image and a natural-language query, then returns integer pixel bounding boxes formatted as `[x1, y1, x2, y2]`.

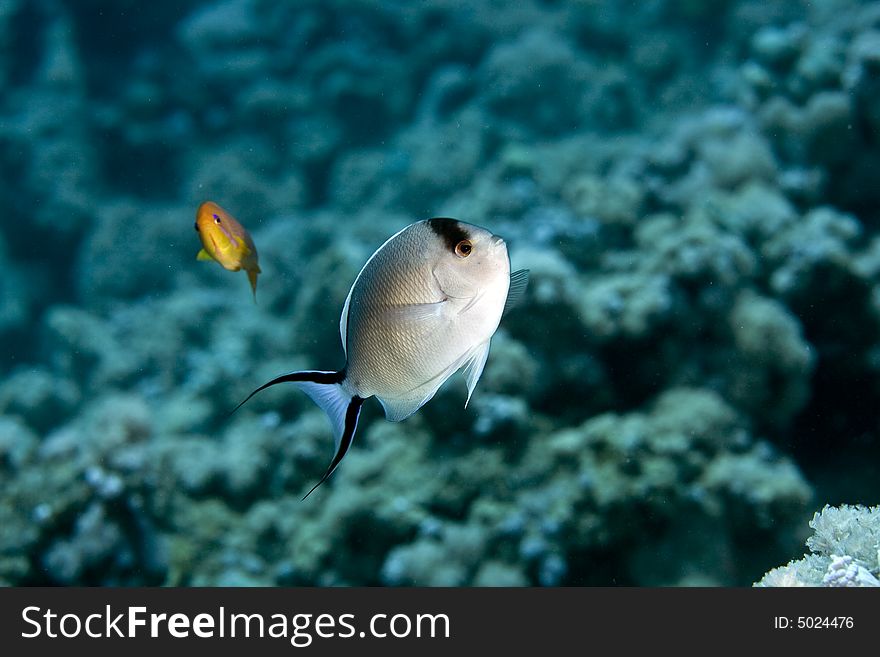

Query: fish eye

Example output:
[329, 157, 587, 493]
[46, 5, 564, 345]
[213, 214, 222, 224]
[454, 240, 472, 257]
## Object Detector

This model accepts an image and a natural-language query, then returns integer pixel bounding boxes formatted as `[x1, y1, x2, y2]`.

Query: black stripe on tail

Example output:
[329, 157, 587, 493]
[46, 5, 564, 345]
[228, 369, 346, 416]
[302, 396, 364, 500]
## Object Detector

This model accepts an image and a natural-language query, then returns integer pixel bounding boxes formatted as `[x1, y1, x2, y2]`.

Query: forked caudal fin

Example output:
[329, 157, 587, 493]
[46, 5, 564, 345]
[230, 370, 363, 500]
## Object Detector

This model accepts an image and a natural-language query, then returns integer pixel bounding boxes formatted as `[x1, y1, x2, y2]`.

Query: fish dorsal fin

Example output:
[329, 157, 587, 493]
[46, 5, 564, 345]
[503, 269, 530, 315]
[340, 287, 353, 357]
[462, 340, 491, 407]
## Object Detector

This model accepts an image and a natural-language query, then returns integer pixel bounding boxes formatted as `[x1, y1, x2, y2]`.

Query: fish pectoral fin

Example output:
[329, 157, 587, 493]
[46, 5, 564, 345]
[381, 300, 448, 324]
[196, 248, 214, 261]
[462, 340, 491, 408]
[503, 269, 530, 315]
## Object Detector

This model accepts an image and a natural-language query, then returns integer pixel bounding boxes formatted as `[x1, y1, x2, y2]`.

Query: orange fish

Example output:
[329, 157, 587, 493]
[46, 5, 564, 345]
[195, 201, 261, 300]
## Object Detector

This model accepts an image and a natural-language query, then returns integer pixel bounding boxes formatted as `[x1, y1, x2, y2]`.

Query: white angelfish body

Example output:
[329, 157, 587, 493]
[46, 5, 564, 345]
[233, 218, 529, 498]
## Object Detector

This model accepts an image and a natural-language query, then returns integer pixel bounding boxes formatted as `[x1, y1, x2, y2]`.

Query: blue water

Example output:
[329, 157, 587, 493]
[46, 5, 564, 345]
[1, 0, 878, 586]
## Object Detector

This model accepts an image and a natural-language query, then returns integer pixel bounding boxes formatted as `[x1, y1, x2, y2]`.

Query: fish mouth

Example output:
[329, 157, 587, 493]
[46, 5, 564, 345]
[490, 235, 506, 251]
[490, 235, 507, 255]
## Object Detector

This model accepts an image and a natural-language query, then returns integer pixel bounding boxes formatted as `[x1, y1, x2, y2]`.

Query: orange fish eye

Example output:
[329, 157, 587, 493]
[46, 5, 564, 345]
[454, 240, 472, 257]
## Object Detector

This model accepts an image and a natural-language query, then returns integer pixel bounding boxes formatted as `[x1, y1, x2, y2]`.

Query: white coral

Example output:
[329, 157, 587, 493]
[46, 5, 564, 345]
[822, 555, 880, 587]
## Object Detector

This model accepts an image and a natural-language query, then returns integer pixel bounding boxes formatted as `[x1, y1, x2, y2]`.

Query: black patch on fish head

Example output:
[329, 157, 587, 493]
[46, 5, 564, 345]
[427, 217, 470, 253]
[194, 222, 199, 232]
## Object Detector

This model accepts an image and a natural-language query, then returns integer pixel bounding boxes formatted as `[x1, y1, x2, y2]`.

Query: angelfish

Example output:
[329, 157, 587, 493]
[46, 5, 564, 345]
[233, 218, 529, 498]
[195, 201, 261, 299]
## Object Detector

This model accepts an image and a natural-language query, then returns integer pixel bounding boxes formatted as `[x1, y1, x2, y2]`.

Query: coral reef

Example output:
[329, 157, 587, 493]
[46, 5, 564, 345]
[755, 504, 880, 586]
[1, 0, 878, 586]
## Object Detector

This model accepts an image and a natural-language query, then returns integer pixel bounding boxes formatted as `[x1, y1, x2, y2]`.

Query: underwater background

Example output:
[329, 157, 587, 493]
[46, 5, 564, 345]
[1, 0, 879, 586]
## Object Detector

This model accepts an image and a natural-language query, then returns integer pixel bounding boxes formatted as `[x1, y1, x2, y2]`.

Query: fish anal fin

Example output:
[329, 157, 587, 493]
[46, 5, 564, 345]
[377, 340, 486, 421]
[378, 387, 441, 422]
[197, 248, 213, 261]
